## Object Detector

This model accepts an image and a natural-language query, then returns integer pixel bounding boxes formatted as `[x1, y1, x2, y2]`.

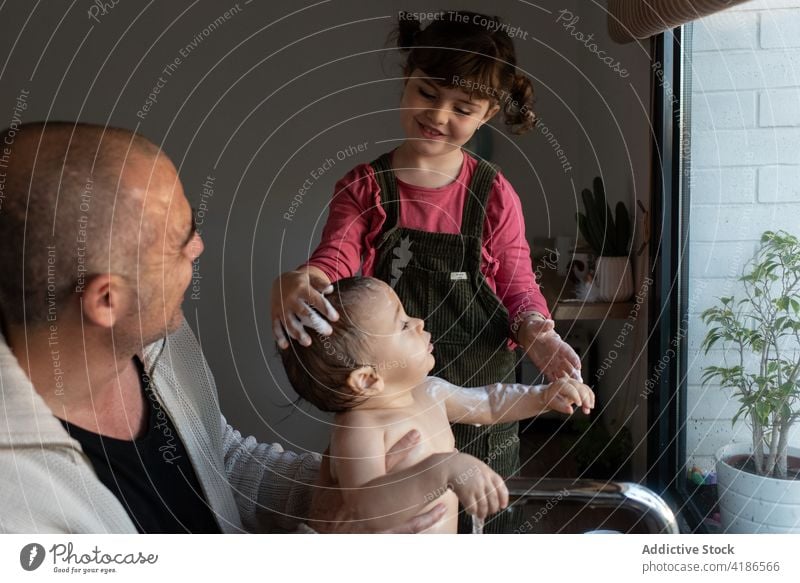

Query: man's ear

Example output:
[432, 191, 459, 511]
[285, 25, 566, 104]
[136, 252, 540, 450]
[345, 366, 384, 397]
[80, 274, 132, 328]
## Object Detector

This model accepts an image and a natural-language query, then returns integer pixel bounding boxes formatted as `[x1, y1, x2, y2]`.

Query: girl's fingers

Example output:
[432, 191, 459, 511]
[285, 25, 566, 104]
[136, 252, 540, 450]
[567, 346, 582, 369]
[322, 284, 339, 322]
[320, 293, 340, 321]
[309, 286, 340, 322]
[287, 313, 312, 345]
[273, 319, 289, 350]
[299, 300, 333, 336]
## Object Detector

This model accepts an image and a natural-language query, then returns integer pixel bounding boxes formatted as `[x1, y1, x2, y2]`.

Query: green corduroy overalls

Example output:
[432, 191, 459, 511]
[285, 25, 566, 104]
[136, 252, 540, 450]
[370, 152, 521, 534]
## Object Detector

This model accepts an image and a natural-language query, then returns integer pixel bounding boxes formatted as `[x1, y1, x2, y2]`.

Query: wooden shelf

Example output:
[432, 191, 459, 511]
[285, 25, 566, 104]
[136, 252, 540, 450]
[554, 300, 634, 321]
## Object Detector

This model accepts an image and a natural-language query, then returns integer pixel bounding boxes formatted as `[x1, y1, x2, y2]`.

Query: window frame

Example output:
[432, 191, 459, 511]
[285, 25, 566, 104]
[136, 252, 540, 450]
[647, 24, 708, 533]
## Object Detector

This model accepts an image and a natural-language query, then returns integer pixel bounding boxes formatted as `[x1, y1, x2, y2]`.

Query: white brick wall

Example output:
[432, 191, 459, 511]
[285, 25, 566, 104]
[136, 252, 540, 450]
[687, 2, 800, 472]
[759, 88, 800, 126]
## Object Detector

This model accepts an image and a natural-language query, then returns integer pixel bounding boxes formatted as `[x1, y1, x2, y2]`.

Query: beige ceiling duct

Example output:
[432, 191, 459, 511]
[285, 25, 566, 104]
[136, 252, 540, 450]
[608, 0, 753, 43]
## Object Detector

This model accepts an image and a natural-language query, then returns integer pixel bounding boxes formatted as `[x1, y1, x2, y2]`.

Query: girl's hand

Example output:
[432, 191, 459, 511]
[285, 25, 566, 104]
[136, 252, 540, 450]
[271, 269, 339, 349]
[541, 376, 595, 415]
[519, 319, 582, 382]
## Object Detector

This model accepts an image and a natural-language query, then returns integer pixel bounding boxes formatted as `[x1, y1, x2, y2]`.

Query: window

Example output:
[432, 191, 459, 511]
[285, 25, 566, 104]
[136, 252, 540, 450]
[653, 3, 800, 532]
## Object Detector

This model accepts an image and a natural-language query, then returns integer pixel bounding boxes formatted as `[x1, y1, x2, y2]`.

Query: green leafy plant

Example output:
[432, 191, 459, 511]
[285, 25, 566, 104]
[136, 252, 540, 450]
[701, 230, 800, 479]
[575, 176, 631, 257]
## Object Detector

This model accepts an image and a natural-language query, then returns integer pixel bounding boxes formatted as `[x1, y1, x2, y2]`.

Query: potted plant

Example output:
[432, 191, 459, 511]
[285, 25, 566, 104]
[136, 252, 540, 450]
[575, 176, 633, 302]
[701, 230, 800, 533]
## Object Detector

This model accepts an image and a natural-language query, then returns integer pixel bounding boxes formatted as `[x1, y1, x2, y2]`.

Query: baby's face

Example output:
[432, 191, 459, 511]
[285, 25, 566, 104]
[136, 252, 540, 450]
[353, 280, 435, 384]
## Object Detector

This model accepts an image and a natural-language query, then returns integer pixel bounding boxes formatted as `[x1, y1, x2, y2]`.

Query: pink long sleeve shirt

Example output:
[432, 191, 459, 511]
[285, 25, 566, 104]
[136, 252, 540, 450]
[304, 152, 551, 332]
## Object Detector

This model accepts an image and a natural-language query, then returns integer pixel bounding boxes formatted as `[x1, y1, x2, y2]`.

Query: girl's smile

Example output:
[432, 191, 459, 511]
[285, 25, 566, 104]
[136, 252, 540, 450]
[416, 119, 447, 140]
[399, 70, 499, 158]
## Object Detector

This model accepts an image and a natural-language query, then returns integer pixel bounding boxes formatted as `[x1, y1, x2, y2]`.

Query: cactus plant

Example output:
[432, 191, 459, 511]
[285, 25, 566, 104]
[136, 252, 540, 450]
[575, 177, 631, 257]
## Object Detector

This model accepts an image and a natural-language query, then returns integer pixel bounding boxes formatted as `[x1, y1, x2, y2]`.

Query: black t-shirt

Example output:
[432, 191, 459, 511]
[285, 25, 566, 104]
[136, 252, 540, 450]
[59, 358, 221, 533]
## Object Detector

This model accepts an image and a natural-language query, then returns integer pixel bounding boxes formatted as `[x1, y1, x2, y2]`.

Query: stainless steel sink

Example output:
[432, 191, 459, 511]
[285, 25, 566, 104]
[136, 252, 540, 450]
[487, 477, 680, 534]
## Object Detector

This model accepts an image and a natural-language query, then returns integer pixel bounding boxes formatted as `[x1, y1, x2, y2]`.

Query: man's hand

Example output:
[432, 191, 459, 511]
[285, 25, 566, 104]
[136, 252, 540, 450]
[519, 318, 582, 382]
[307, 430, 446, 533]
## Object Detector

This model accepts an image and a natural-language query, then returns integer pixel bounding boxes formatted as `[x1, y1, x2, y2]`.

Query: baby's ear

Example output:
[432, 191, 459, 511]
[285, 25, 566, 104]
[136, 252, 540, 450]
[346, 366, 384, 397]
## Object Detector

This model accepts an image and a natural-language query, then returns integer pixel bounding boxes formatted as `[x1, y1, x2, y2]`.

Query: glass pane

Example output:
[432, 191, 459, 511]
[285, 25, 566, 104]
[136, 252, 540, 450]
[682, 3, 800, 532]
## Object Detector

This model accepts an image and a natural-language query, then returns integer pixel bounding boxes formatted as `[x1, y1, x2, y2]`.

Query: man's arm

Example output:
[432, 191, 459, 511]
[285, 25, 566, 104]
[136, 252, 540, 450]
[220, 416, 321, 533]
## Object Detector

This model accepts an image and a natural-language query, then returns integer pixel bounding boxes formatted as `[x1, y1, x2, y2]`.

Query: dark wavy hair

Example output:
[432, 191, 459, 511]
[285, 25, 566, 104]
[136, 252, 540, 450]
[279, 276, 380, 413]
[392, 11, 537, 134]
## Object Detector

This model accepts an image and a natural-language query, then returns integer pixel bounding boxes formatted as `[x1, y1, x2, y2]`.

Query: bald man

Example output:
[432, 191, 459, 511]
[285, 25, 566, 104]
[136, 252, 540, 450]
[0, 122, 443, 533]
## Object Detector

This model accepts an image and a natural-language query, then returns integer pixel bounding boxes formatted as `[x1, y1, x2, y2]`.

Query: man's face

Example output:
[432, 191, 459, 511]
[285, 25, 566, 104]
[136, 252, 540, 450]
[124, 155, 204, 346]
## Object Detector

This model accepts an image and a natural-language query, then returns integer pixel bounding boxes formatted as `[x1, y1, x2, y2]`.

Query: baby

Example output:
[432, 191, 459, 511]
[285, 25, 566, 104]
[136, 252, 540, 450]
[280, 276, 594, 533]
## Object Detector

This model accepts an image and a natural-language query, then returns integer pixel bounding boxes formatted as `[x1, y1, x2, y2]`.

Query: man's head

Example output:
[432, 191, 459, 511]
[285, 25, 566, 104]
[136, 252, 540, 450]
[0, 122, 203, 351]
[280, 276, 434, 413]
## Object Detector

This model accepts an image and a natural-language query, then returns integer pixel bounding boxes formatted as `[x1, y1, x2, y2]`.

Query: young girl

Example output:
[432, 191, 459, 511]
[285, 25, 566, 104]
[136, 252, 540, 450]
[271, 11, 581, 533]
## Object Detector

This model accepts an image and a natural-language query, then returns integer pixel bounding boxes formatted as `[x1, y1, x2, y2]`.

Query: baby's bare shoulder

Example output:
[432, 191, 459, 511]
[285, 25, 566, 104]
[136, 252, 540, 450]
[333, 408, 383, 429]
[415, 377, 452, 405]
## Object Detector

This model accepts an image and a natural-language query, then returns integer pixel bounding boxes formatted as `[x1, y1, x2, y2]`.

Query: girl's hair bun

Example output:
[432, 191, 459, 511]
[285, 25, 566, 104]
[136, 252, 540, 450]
[504, 73, 537, 134]
[397, 16, 421, 51]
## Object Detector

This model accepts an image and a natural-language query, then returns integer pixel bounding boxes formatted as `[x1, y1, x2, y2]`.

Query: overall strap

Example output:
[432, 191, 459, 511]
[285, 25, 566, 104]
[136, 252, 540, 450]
[460, 158, 499, 239]
[369, 152, 400, 231]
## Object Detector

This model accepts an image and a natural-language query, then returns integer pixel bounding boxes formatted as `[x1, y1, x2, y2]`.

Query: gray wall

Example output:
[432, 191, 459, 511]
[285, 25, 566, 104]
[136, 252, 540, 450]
[0, 0, 653, 457]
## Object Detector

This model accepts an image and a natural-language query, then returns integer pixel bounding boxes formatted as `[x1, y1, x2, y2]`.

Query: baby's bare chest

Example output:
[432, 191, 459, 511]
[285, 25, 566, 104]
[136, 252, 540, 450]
[382, 402, 455, 471]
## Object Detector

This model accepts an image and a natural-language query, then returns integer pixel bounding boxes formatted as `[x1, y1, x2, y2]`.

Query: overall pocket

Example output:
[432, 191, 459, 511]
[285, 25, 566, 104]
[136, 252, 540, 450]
[426, 271, 479, 346]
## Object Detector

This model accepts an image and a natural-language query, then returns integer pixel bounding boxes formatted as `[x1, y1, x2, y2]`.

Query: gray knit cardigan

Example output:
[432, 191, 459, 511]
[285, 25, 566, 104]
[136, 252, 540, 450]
[0, 319, 321, 533]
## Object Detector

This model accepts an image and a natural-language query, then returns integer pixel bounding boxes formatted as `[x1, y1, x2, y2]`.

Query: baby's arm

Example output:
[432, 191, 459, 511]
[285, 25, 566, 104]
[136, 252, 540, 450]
[428, 376, 595, 425]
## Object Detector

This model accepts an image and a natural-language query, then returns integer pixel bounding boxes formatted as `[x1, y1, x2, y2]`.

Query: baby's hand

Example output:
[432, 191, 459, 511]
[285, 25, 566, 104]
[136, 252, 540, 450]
[446, 453, 509, 519]
[541, 376, 595, 415]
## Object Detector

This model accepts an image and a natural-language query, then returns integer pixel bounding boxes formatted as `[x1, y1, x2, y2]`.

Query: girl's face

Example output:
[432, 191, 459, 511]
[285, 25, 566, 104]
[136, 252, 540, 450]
[399, 69, 500, 157]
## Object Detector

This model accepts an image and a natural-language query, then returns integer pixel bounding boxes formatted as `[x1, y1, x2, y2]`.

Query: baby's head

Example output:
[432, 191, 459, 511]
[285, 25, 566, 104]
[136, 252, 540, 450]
[280, 276, 434, 413]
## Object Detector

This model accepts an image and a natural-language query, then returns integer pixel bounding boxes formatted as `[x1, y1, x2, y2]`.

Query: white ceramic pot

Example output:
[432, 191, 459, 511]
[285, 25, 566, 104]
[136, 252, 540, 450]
[715, 442, 800, 533]
[593, 256, 633, 302]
